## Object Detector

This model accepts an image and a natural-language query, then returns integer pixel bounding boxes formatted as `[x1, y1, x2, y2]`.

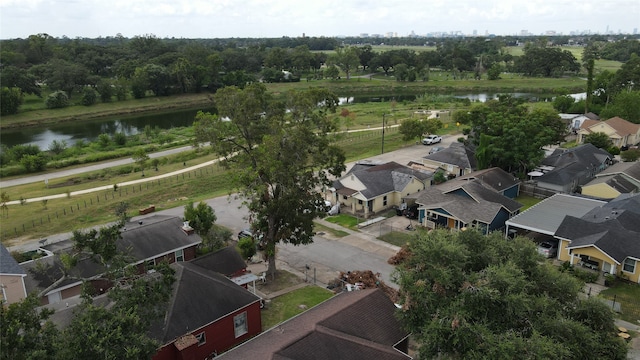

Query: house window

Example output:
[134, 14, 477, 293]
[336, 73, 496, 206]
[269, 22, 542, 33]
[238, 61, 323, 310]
[234, 312, 248, 338]
[358, 200, 363, 205]
[175, 249, 184, 262]
[343, 195, 348, 200]
[623, 258, 636, 273]
[195, 332, 206, 346]
[383, 195, 388, 206]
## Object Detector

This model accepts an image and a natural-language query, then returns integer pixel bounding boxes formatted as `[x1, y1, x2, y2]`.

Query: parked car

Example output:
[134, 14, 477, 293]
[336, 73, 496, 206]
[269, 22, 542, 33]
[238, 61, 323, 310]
[429, 146, 445, 154]
[537, 241, 558, 258]
[238, 229, 253, 239]
[422, 134, 442, 145]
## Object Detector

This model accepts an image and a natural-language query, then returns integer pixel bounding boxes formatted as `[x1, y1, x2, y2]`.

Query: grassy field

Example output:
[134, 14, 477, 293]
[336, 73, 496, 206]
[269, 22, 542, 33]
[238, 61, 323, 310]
[261, 286, 334, 330]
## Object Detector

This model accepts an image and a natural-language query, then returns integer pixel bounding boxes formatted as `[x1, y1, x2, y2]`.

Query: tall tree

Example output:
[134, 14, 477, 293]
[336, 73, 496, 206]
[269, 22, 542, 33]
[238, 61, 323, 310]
[193, 83, 345, 277]
[394, 230, 628, 359]
[328, 47, 360, 80]
[399, 118, 443, 142]
[183, 201, 216, 236]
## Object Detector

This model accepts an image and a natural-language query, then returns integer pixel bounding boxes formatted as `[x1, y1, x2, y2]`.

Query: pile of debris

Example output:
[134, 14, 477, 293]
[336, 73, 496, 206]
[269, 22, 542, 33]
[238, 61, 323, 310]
[326, 270, 399, 303]
[388, 245, 411, 265]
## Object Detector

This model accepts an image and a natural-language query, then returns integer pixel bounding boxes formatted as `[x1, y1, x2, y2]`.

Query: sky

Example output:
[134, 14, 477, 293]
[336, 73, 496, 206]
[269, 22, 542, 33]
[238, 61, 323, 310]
[1, 0, 638, 39]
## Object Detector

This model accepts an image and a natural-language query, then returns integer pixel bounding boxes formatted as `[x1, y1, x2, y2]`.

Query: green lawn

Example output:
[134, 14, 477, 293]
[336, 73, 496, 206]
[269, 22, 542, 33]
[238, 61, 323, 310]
[313, 222, 350, 238]
[378, 231, 415, 247]
[599, 282, 640, 324]
[324, 214, 361, 230]
[515, 194, 542, 211]
[261, 286, 334, 330]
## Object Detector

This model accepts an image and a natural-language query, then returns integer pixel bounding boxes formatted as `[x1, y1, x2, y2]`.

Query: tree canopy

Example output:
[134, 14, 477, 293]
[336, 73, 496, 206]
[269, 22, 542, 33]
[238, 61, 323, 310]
[394, 229, 628, 359]
[193, 83, 345, 276]
[456, 95, 567, 175]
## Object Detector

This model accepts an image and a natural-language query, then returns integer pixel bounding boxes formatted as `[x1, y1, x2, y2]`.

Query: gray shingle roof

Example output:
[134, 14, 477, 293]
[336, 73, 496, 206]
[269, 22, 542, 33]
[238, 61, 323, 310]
[150, 262, 261, 344]
[219, 289, 410, 360]
[458, 167, 520, 193]
[0, 243, 26, 275]
[416, 179, 522, 224]
[423, 142, 476, 170]
[596, 162, 640, 182]
[334, 161, 432, 200]
[556, 214, 640, 263]
[189, 246, 246, 277]
[538, 143, 612, 186]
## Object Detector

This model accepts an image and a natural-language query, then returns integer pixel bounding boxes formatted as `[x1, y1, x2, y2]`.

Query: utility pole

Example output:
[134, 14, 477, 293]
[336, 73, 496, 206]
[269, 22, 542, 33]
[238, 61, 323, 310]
[381, 113, 386, 154]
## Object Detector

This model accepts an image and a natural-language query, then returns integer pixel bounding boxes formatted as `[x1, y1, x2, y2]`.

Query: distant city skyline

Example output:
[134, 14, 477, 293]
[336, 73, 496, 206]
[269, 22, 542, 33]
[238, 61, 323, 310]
[1, 0, 638, 39]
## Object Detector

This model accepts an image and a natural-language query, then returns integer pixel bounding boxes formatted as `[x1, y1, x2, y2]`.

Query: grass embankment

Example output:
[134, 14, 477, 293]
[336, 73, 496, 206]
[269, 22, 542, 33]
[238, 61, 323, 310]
[1, 93, 215, 129]
[261, 286, 334, 330]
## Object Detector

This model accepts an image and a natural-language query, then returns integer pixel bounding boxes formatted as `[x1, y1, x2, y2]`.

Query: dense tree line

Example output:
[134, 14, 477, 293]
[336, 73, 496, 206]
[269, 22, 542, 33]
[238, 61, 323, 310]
[1, 33, 638, 116]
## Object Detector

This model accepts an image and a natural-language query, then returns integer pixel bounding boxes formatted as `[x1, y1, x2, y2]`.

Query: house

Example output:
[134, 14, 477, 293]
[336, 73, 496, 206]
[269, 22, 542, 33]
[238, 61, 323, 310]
[421, 142, 476, 177]
[22, 215, 202, 305]
[577, 116, 640, 148]
[533, 143, 612, 193]
[153, 262, 262, 360]
[219, 289, 410, 360]
[0, 244, 28, 305]
[582, 162, 640, 199]
[554, 194, 640, 284]
[411, 175, 523, 234]
[328, 161, 432, 218]
[457, 167, 521, 199]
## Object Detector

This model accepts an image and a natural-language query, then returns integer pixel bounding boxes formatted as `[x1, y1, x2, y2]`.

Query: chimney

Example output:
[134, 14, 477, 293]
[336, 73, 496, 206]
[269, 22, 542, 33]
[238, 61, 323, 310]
[182, 221, 194, 235]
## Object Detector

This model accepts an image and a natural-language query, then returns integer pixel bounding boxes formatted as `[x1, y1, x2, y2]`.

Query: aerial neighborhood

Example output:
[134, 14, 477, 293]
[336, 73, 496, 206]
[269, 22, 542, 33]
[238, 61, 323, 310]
[1, 28, 640, 359]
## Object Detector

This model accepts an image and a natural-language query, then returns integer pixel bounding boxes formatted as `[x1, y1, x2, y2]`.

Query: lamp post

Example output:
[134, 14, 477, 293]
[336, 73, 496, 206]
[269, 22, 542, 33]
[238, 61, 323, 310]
[381, 113, 386, 154]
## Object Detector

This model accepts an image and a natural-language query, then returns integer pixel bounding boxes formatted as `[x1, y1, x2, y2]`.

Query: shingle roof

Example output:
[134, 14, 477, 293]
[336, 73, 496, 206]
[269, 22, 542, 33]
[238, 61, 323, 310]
[189, 246, 246, 277]
[556, 214, 640, 263]
[596, 162, 640, 182]
[0, 243, 26, 275]
[219, 289, 410, 360]
[416, 178, 522, 224]
[505, 194, 606, 235]
[604, 117, 640, 136]
[423, 142, 476, 170]
[586, 174, 638, 194]
[538, 143, 612, 186]
[605, 193, 640, 215]
[150, 262, 261, 344]
[458, 167, 520, 193]
[334, 162, 432, 200]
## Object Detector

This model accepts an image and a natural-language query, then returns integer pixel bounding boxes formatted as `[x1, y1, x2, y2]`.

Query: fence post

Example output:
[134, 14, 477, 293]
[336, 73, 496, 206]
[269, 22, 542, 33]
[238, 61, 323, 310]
[612, 295, 617, 310]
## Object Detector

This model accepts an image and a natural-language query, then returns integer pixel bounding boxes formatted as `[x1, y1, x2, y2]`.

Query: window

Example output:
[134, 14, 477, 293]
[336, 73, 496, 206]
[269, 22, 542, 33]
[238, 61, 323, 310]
[383, 195, 388, 206]
[343, 195, 348, 200]
[175, 248, 184, 262]
[623, 258, 636, 273]
[358, 200, 363, 205]
[234, 312, 248, 338]
[195, 332, 206, 346]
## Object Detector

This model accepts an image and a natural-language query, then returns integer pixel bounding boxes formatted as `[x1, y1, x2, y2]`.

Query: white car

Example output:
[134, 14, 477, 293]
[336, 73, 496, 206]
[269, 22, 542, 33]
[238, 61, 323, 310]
[422, 134, 442, 145]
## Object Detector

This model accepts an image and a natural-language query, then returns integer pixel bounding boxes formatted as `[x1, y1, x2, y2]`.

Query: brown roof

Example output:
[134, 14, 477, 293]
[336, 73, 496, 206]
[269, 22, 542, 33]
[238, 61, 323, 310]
[604, 117, 640, 136]
[219, 289, 410, 360]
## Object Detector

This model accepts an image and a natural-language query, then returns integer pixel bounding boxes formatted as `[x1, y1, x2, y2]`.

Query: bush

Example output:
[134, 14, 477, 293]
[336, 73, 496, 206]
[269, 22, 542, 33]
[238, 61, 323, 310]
[607, 146, 620, 156]
[81, 87, 98, 106]
[112, 132, 127, 146]
[97, 134, 111, 148]
[48, 139, 67, 155]
[20, 153, 48, 172]
[238, 237, 257, 260]
[620, 148, 640, 162]
[1, 86, 24, 115]
[45, 90, 70, 109]
[571, 267, 599, 283]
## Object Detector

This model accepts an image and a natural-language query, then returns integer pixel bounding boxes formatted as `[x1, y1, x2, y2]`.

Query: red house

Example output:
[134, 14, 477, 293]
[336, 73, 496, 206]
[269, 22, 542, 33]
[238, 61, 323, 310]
[152, 262, 262, 360]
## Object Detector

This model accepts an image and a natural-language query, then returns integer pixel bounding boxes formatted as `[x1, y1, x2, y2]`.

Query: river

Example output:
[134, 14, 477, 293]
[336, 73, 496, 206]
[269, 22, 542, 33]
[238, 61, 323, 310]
[2, 92, 585, 150]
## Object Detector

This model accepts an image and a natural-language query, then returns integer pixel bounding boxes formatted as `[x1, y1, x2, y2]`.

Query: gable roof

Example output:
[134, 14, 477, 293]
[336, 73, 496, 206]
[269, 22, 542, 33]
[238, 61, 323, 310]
[584, 174, 637, 194]
[603, 117, 640, 136]
[119, 215, 202, 261]
[505, 194, 607, 235]
[219, 289, 410, 360]
[334, 161, 432, 200]
[0, 243, 26, 276]
[189, 246, 246, 277]
[415, 178, 522, 224]
[458, 167, 520, 193]
[596, 161, 640, 182]
[22, 215, 202, 296]
[150, 262, 261, 344]
[556, 212, 640, 264]
[537, 143, 612, 185]
[605, 193, 640, 216]
[423, 142, 476, 170]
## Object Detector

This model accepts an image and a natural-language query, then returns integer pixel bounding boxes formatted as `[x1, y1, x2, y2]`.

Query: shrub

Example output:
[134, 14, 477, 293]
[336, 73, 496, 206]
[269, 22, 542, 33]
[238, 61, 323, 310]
[571, 267, 599, 283]
[20, 153, 48, 172]
[607, 146, 620, 156]
[238, 237, 257, 260]
[112, 132, 127, 146]
[620, 148, 640, 162]
[48, 139, 67, 155]
[81, 87, 98, 106]
[45, 90, 69, 109]
[97, 134, 111, 148]
[1, 86, 24, 115]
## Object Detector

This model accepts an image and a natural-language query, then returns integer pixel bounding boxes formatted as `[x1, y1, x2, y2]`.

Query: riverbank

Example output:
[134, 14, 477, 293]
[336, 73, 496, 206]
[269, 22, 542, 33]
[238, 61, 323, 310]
[1, 93, 215, 130]
[1, 75, 585, 130]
